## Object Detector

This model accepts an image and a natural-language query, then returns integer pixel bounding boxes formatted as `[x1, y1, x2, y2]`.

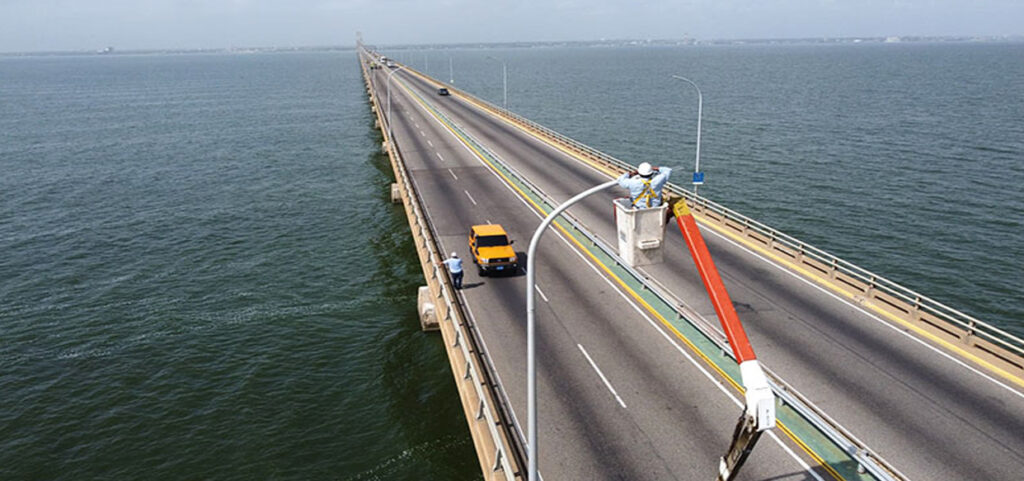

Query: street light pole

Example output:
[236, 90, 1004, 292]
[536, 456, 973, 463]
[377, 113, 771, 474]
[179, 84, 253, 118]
[486, 55, 507, 111]
[671, 75, 703, 195]
[449, 55, 454, 84]
[386, 65, 409, 143]
[525, 179, 618, 481]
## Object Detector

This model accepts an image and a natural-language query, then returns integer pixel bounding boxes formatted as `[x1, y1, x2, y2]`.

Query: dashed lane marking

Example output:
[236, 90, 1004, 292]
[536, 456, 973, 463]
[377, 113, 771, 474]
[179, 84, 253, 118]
[535, 285, 549, 303]
[578, 344, 627, 409]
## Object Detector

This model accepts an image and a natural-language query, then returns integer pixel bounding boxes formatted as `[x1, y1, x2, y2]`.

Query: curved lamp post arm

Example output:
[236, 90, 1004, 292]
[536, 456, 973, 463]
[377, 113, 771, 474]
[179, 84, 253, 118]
[386, 65, 409, 142]
[671, 75, 703, 193]
[525, 179, 618, 481]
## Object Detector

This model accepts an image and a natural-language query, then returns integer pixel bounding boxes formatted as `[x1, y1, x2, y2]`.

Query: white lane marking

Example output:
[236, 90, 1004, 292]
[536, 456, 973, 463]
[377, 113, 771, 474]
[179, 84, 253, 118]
[578, 344, 627, 409]
[587, 250, 824, 480]
[427, 140, 434, 147]
[436, 152, 445, 162]
[415, 122, 420, 128]
[396, 78, 822, 478]
[454, 297, 542, 481]
[395, 77, 827, 478]
[464, 190, 478, 205]
[419, 130, 425, 136]
[443, 76, 1024, 398]
[428, 73, 1024, 399]
[699, 226, 1024, 400]
[448, 168, 458, 180]
[535, 285, 549, 303]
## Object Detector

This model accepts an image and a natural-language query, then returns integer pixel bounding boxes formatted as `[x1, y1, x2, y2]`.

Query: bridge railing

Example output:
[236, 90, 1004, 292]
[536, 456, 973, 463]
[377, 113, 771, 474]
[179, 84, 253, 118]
[378, 53, 1022, 480]
[359, 49, 523, 481]
[403, 86, 909, 480]
[409, 66, 1024, 379]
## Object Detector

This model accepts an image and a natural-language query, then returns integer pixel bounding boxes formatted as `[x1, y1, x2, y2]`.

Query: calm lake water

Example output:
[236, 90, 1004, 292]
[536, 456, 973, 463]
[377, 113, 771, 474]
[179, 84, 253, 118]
[1, 42, 1021, 479]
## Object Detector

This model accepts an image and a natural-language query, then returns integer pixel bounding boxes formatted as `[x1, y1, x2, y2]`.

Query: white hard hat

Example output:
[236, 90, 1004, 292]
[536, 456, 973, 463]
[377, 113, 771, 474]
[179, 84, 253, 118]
[451, 252, 458, 258]
[638, 162, 653, 176]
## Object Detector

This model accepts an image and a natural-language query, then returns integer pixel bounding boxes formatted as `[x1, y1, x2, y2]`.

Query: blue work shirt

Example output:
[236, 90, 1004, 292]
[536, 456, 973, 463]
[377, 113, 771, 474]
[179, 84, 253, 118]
[617, 167, 672, 208]
[442, 257, 463, 273]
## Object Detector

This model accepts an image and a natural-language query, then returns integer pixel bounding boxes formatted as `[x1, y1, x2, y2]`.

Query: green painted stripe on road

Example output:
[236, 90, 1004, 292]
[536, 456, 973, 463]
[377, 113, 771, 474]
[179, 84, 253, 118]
[397, 75, 878, 481]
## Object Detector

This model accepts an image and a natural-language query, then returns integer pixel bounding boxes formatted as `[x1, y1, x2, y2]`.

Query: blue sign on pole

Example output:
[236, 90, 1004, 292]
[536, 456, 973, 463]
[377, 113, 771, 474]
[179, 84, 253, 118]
[693, 172, 705, 185]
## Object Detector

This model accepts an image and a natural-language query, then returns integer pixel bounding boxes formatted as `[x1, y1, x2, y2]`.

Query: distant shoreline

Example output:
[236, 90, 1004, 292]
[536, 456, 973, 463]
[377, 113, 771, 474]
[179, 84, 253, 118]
[4, 35, 1023, 57]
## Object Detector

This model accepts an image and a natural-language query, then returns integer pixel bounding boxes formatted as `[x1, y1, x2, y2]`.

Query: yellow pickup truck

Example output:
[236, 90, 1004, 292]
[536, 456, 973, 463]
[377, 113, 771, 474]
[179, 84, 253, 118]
[468, 224, 518, 276]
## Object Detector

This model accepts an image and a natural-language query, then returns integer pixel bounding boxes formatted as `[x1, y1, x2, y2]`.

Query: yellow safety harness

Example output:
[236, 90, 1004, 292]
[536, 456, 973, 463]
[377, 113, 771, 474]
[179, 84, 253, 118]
[632, 178, 658, 208]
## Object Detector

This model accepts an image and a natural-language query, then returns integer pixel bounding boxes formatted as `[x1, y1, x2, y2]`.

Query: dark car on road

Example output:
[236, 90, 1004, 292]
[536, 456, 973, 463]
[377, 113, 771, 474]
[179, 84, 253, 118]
[437, 88, 450, 96]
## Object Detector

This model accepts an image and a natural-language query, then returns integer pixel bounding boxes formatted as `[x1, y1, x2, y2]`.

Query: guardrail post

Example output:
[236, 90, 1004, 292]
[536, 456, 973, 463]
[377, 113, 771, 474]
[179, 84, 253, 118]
[964, 321, 977, 346]
[492, 448, 504, 472]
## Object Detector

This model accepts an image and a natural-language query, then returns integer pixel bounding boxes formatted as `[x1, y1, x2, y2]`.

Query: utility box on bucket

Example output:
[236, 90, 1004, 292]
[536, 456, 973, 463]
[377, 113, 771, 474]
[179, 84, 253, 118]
[614, 198, 669, 267]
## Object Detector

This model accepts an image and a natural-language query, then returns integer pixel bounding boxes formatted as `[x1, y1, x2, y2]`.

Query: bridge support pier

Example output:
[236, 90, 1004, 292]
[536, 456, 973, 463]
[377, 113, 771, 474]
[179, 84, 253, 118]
[390, 183, 401, 204]
[417, 286, 439, 331]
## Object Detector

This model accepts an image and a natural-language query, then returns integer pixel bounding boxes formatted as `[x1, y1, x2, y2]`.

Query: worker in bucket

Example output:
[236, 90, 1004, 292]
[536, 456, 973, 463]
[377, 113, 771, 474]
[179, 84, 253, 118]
[618, 162, 672, 208]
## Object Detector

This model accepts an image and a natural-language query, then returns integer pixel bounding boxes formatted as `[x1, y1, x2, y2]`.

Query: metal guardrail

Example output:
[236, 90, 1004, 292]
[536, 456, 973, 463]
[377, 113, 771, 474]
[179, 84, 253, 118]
[359, 48, 520, 480]
[414, 65, 1024, 375]
[403, 82, 907, 480]
[376, 49, 1023, 479]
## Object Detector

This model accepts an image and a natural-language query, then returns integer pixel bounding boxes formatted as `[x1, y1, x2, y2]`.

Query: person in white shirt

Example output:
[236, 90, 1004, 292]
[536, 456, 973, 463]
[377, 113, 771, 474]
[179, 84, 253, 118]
[441, 252, 464, 289]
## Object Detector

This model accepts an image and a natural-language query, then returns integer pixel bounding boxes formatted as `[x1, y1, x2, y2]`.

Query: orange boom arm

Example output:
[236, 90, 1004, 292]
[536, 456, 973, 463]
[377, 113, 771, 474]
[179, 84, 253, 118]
[672, 200, 757, 363]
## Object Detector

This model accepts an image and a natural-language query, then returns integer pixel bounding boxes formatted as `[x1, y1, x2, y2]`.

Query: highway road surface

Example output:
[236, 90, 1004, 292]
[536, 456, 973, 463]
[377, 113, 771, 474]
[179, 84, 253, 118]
[368, 57, 1024, 481]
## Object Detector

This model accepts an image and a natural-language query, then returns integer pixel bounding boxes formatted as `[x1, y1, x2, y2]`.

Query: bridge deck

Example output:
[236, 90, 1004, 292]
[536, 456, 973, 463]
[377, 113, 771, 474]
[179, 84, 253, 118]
[368, 56, 1024, 481]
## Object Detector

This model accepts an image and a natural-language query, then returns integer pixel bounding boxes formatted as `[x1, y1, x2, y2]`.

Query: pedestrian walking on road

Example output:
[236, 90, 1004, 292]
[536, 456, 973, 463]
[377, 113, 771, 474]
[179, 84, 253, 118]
[442, 252, 464, 289]
[617, 162, 672, 208]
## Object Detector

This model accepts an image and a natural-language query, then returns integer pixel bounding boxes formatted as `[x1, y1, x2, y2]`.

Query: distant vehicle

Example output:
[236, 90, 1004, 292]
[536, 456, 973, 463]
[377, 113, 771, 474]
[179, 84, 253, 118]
[437, 88, 450, 96]
[386, 60, 397, 68]
[469, 224, 518, 276]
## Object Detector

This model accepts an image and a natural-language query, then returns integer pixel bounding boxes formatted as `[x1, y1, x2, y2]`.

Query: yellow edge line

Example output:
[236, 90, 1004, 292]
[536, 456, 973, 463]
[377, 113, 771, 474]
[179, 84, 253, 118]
[702, 220, 1024, 390]
[409, 67, 1024, 390]
[778, 422, 844, 481]
[396, 74, 846, 480]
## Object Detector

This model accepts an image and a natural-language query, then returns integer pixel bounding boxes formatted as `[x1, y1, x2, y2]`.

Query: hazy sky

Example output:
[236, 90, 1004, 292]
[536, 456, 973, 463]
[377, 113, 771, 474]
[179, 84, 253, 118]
[2, 0, 1022, 52]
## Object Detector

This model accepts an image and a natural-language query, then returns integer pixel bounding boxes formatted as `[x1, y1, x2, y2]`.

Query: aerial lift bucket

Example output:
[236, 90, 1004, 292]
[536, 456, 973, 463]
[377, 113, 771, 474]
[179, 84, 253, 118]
[614, 197, 669, 267]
